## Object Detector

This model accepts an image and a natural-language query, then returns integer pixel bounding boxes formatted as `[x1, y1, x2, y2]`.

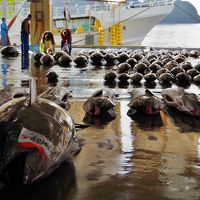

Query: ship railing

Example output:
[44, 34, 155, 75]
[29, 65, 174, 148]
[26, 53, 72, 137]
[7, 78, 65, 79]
[127, 0, 174, 8]
[0, 0, 175, 19]
[53, 5, 90, 18]
[63, 0, 174, 16]
[53, 4, 111, 18]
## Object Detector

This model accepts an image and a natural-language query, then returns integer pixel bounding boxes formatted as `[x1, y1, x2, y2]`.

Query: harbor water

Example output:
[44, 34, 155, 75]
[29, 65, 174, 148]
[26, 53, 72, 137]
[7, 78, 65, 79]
[142, 24, 200, 48]
[0, 24, 200, 200]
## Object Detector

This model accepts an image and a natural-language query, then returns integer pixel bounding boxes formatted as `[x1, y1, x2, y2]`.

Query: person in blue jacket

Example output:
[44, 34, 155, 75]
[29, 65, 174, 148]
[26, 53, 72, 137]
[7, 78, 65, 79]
[1, 17, 8, 47]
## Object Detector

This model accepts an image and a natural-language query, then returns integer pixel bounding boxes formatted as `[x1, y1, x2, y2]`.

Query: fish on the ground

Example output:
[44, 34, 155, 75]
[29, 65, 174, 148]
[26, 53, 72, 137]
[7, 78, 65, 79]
[117, 52, 129, 63]
[54, 51, 68, 62]
[0, 46, 19, 57]
[130, 72, 143, 84]
[33, 52, 45, 63]
[39, 86, 71, 110]
[104, 53, 116, 65]
[117, 63, 131, 74]
[74, 55, 88, 67]
[90, 51, 104, 65]
[46, 71, 59, 83]
[127, 88, 163, 116]
[176, 72, 191, 86]
[193, 74, 200, 83]
[104, 71, 117, 82]
[117, 73, 130, 82]
[83, 89, 116, 116]
[0, 78, 80, 186]
[58, 54, 72, 67]
[161, 87, 200, 116]
[40, 54, 54, 66]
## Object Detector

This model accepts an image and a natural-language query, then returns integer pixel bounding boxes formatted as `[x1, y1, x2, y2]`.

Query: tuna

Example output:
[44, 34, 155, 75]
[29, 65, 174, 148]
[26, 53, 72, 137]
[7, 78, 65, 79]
[127, 88, 163, 116]
[83, 89, 116, 116]
[39, 86, 71, 110]
[0, 78, 79, 185]
[0, 46, 19, 57]
[161, 87, 200, 116]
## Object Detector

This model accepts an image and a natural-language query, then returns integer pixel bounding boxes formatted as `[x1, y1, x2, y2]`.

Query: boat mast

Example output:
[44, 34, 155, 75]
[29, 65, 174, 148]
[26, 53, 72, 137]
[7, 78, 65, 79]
[63, 0, 70, 26]
[2, 0, 7, 19]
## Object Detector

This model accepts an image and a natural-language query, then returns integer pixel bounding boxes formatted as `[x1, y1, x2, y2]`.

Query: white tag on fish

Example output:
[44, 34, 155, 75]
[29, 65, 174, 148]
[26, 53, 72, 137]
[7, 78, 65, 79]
[17, 127, 54, 160]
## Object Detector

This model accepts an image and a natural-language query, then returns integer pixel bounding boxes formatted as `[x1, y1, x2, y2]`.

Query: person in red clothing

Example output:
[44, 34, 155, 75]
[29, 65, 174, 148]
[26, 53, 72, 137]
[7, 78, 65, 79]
[60, 28, 72, 55]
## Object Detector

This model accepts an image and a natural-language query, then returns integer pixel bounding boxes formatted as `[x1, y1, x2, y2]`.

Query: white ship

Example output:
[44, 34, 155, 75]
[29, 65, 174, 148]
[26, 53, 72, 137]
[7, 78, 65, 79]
[0, 0, 174, 47]
[53, 0, 175, 46]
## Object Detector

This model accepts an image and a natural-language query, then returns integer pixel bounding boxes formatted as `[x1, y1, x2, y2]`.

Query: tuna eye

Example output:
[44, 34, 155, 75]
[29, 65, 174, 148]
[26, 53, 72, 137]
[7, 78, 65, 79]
[62, 94, 68, 102]
[165, 95, 173, 102]
[178, 100, 183, 106]
[95, 99, 103, 106]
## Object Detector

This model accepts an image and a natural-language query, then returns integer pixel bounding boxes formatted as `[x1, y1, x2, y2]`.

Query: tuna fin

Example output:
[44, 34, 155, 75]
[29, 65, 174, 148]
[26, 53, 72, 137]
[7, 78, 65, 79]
[145, 89, 154, 96]
[91, 89, 103, 98]
[29, 78, 38, 105]
[177, 87, 185, 96]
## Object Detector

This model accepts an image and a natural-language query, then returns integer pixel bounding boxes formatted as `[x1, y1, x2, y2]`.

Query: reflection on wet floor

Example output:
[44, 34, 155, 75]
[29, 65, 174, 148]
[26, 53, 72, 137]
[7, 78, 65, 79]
[0, 51, 200, 199]
[69, 101, 200, 200]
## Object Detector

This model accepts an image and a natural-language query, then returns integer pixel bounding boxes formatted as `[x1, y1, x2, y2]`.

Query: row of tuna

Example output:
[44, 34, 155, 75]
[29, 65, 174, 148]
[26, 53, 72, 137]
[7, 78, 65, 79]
[2, 46, 200, 88]
[32, 47, 200, 88]
[95, 48, 200, 86]
[83, 87, 200, 117]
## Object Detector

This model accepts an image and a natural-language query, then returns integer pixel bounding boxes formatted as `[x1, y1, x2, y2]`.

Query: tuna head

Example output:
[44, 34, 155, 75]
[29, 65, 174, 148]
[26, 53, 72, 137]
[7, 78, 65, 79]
[83, 89, 116, 116]
[39, 86, 71, 110]
[127, 89, 163, 115]
[161, 87, 200, 116]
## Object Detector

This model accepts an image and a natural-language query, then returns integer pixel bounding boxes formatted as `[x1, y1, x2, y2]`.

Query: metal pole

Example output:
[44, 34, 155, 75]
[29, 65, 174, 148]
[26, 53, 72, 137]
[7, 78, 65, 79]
[89, 5, 91, 33]
[63, 0, 70, 27]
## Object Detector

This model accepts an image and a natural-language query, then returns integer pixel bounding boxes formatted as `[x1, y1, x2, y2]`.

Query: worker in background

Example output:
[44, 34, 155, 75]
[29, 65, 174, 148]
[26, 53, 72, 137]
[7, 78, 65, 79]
[20, 14, 32, 55]
[40, 31, 56, 54]
[60, 28, 72, 55]
[1, 17, 8, 47]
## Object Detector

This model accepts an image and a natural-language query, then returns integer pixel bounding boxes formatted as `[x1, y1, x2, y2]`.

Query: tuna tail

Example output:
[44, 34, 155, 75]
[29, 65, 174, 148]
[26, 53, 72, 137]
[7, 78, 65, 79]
[75, 123, 90, 131]
[29, 78, 38, 105]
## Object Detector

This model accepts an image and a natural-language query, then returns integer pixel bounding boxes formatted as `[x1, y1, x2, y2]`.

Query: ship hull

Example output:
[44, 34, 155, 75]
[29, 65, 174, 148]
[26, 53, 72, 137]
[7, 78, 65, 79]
[66, 4, 174, 46]
[92, 5, 174, 46]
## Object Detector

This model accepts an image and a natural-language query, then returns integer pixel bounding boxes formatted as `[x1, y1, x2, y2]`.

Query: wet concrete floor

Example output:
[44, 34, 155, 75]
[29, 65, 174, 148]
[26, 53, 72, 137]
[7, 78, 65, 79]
[0, 48, 200, 200]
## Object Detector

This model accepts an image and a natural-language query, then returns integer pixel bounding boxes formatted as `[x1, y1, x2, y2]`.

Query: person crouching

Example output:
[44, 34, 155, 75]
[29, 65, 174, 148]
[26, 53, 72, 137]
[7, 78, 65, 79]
[60, 28, 72, 55]
[40, 31, 56, 55]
